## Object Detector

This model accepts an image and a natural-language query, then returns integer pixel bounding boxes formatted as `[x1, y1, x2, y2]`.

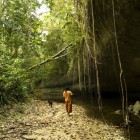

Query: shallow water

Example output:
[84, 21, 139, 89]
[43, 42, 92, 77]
[75, 96, 140, 140]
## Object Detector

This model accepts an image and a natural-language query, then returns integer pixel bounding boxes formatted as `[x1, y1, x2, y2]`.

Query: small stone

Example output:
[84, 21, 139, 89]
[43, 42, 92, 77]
[21, 135, 37, 140]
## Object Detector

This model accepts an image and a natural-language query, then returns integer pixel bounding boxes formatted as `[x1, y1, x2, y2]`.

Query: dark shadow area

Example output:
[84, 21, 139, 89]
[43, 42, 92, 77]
[74, 93, 140, 140]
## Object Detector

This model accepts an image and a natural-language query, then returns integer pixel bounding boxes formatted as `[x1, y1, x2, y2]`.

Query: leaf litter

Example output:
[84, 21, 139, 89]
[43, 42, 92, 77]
[0, 100, 126, 140]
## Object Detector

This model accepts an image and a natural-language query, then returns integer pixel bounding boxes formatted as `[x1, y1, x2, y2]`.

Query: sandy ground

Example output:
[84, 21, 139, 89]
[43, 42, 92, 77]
[0, 100, 126, 140]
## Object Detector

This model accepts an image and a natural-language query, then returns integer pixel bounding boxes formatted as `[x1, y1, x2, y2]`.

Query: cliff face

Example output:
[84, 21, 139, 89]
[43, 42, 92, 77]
[119, 1, 140, 92]
[90, 0, 140, 93]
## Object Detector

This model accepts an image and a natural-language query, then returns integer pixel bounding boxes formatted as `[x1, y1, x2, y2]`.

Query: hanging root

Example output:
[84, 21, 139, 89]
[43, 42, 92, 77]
[112, 0, 130, 138]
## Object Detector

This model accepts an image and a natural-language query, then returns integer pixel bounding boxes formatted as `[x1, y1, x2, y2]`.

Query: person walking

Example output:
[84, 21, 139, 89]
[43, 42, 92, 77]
[63, 87, 73, 116]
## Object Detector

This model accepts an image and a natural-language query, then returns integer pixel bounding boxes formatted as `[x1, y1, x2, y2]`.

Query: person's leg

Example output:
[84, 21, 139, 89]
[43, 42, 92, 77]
[70, 103, 72, 113]
[65, 101, 68, 113]
[68, 101, 72, 114]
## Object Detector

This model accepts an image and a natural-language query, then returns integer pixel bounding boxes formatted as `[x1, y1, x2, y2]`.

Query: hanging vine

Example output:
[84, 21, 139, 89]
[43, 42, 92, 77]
[111, 0, 130, 138]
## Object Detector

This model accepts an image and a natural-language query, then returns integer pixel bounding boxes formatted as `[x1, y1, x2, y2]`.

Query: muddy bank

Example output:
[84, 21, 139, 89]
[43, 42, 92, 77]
[0, 100, 126, 140]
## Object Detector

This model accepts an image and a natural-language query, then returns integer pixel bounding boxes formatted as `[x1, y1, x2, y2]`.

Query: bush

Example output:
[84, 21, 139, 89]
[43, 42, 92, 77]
[0, 53, 33, 105]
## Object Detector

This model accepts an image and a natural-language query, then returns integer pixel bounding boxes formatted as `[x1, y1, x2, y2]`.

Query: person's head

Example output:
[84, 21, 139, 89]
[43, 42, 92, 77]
[64, 86, 69, 91]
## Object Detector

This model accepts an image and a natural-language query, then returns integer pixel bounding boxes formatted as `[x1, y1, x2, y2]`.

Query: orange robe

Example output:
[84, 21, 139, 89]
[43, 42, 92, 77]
[63, 90, 73, 113]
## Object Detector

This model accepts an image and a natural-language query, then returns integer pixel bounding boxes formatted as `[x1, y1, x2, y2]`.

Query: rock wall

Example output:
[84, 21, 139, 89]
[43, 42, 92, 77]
[119, 0, 140, 92]
[91, 0, 140, 94]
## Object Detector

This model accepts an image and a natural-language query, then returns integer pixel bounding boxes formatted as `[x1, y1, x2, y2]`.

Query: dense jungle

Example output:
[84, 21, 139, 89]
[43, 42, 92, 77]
[0, 0, 140, 140]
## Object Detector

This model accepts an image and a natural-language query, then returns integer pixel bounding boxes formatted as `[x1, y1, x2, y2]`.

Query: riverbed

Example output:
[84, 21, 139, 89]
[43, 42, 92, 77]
[76, 96, 140, 140]
[34, 88, 140, 140]
[0, 100, 126, 140]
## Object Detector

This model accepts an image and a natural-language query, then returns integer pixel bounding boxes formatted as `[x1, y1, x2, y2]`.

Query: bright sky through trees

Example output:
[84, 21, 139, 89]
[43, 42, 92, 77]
[36, 4, 50, 15]
[36, 0, 50, 15]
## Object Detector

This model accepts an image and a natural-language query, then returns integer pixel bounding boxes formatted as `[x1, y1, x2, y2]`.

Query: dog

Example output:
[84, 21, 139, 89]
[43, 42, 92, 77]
[48, 99, 53, 107]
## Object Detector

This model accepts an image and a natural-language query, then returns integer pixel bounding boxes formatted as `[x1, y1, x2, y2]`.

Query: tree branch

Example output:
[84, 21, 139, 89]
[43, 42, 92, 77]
[29, 43, 72, 70]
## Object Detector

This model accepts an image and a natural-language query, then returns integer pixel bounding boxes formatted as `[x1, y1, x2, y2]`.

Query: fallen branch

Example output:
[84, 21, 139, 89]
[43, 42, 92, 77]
[29, 43, 72, 70]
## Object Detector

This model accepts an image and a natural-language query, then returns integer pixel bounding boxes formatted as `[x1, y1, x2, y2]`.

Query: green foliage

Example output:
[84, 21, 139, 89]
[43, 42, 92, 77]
[1, 0, 42, 58]
[0, 0, 86, 104]
[0, 51, 32, 105]
[36, 0, 83, 81]
[0, 0, 42, 105]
